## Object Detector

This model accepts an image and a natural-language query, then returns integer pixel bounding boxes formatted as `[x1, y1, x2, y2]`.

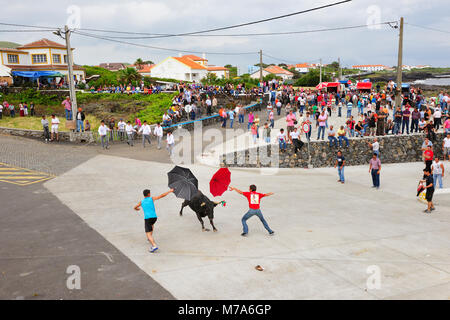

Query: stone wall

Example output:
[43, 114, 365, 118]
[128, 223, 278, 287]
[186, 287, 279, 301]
[221, 133, 446, 168]
[0, 127, 95, 144]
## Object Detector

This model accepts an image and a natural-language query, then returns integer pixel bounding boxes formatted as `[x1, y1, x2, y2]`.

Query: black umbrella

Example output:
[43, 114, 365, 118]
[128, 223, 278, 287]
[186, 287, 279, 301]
[168, 166, 199, 201]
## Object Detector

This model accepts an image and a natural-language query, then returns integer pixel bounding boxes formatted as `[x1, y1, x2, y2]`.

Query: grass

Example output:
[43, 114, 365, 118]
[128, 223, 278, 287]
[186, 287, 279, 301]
[0, 115, 101, 132]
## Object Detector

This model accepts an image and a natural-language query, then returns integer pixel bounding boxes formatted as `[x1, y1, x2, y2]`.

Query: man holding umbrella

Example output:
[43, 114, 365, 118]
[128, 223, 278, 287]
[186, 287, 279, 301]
[229, 185, 275, 237]
[134, 188, 174, 253]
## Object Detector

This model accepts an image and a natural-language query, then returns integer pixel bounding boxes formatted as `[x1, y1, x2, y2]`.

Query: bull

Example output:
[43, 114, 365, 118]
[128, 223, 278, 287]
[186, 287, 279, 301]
[180, 191, 221, 232]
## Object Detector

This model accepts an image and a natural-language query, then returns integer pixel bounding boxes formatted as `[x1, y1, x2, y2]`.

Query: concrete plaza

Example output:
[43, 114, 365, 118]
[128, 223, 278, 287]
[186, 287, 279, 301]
[44, 155, 450, 300]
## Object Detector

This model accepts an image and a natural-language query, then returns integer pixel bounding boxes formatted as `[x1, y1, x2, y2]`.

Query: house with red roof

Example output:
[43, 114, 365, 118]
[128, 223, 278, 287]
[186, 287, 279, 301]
[249, 65, 294, 80]
[0, 38, 85, 82]
[150, 54, 229, 81]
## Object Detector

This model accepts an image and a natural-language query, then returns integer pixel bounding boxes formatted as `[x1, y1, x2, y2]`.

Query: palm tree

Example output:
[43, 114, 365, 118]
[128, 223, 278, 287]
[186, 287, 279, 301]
[134, 58, 144, 70]
[118, 68, 142, 85]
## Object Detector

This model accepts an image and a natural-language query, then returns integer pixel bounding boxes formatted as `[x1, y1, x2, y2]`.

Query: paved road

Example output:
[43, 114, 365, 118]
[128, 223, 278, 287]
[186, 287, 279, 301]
[0, 179, 174, 300]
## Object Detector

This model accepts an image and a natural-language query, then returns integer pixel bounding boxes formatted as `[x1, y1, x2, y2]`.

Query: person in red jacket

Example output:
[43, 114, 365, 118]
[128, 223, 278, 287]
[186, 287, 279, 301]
[229, 185, 275, 237]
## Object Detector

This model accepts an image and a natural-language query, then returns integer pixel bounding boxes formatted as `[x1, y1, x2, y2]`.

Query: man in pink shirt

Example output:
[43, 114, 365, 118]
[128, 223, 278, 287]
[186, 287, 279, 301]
[248, 111, 254, 131]
[317, 111, 327, 140]
[61, 96, 72, 120]
[286, 110, 296, 140]
[444, 117, 450, 135]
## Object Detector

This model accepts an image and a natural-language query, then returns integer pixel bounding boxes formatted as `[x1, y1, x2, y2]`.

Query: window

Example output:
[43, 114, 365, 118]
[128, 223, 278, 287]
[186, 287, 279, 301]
[52, 54, 61, 64]
[32, 54, 47, 64]
[7, 54, 19, 64]
[64, 55, 68, 63]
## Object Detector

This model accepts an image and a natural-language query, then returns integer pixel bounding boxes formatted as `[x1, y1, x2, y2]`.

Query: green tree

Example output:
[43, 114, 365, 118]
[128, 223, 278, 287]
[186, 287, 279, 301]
[134, 58, 145, 70]
[224, 64, 238, 78]
[118, 68, 142, 85]
[201, 72, 218, 85]
[294, 69, 331, 87]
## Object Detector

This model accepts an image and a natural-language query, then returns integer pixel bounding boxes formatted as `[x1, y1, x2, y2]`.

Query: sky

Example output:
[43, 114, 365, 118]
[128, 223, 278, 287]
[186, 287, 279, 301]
[1, 0, 449, 73]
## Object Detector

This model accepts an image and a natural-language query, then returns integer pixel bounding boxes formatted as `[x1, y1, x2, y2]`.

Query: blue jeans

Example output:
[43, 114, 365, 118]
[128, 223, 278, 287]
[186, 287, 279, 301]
[328, 136, 338, 147]
[402, 119, 410, 134]
[230, 119, 234, 128]
[65, 109, 72, 120]
[279, 140, 287, 151]
[393, 121, 401, 134]
[338, 167, 345, 182]
[338, 107, 342, 117]
[371, 169, 380, 188]
[242, 209, 273, 234]
[338, 136, 349, 147]
[347, 109, 352, 118]
[76, 120, 84, 132]
[433, 174, 443, 189]
[270, 119, 274, 128]
[265, 137, 271, 143]
[248, 122, 253, 131]
[317, 126, 326, 140]
[239, 114, 244, 123]
[358, 106, 364, 114]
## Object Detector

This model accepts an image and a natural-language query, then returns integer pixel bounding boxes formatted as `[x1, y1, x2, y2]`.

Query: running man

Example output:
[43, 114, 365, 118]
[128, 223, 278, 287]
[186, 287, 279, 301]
[420, 169, 435, 214]
[134, 188, 174, 253]
[229, 185, 275, 237]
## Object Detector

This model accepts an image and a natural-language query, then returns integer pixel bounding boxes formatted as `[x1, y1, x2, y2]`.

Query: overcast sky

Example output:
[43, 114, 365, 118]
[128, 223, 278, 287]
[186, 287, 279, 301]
[1, 0, 449, 72]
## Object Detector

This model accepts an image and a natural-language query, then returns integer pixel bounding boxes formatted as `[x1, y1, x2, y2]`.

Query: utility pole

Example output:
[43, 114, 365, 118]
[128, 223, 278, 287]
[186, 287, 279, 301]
[259, 49, 263, 84]
[395, 17, 404, 109]
[319, 58, 322, 83]
[64, 25, 77, 124]
[338, 57, 342, 80]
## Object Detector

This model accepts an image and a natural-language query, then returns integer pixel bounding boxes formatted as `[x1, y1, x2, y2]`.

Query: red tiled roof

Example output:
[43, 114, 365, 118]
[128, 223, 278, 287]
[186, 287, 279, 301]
[173, 57, 207, 70]
[0, 47, 27, 54]
[138, 64, 155, 73]
[183, 54, 207, 61]
[352, 65, 386, 68]
[18, 38, 66, 49]
[6, 64, 85, 71]
[207, 66, 229, 71]
[265, 65, 293, 75]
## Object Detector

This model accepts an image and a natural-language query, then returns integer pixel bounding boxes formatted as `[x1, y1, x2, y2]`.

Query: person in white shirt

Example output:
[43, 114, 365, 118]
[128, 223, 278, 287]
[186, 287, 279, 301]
[125, 121, 136, 147]
[117, 119, 126, 141]
[431, 157, 445, 189]
[98, 120, 111, 149]
[443, 133, 450, 161]
[153, 123, 164, 149]
[50, 114, 60, 142]
[277, 129, 287, 152]
[166, 131, 175, 156]
[139, 121, 152, 148]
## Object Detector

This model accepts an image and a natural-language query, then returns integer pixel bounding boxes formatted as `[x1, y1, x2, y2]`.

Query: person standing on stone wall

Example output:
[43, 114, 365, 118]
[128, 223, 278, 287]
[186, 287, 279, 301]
[376, 107, 387, 136]
[368, 138, 380, 158]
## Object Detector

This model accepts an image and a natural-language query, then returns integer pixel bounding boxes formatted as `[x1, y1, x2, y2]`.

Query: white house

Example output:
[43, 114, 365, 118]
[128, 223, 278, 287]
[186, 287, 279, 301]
[352, 64, 388, 72]
[287, 63, 316, 73]
[250, 65, 294, 80]
[150, 54, 229, 81]
[0, 38, 85, 82]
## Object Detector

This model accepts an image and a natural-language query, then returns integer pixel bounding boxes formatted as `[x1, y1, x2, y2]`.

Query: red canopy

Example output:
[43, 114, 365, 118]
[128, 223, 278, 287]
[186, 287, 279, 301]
[316, 82, 339, 90]
[357, 82, 372, 90]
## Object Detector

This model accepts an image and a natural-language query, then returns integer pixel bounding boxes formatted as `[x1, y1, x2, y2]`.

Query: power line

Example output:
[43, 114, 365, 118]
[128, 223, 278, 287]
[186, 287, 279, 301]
[76, 0, 352, 39]
[72, 30, 258, 55]
[0, 22, 56, 30]
[406, 23, 450, 35]
[0, 29, 53, 33]
[90, 21, 395, 39]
